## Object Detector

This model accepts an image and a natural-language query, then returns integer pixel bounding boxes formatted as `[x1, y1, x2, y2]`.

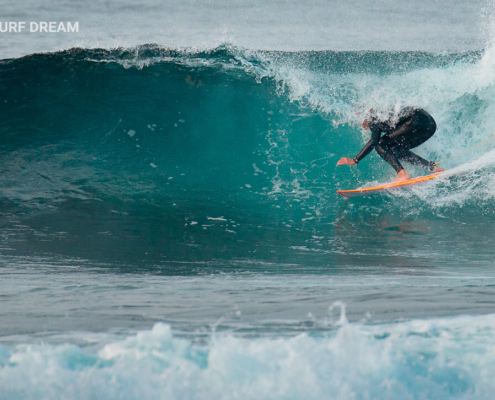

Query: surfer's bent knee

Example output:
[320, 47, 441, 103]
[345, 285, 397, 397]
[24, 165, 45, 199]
[413, 109, 436, 134]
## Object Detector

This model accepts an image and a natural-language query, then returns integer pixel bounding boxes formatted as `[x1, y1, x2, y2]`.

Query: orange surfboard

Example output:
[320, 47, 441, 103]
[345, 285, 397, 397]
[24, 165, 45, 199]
[337, 172, 442, 198]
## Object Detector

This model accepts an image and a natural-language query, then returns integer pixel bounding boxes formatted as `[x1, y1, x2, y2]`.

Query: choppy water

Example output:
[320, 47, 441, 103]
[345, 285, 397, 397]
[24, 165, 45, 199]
[2, 0, 495, 399]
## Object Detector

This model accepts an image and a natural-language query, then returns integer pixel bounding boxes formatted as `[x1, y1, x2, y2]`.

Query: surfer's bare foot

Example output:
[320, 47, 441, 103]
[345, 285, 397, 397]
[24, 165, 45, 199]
[432, 165, 445, 172]
[392, 169, 410, 183]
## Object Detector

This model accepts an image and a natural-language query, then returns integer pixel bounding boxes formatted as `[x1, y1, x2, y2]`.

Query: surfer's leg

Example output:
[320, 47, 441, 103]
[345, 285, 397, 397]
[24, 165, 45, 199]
[375, 141, 411, 182]
[385, 117, 415, 144]
[375, 141, 404, 173]
[397, 149, 437, 171]
[375, 135, 414, 182]
[375, 109, 438, 181]
[393, 111, 437, 171]
[387, 109, 436, 148]
[382, 110, 437, 173]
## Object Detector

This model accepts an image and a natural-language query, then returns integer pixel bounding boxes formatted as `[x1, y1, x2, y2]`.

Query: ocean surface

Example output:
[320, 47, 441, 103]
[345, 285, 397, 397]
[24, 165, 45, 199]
[2, 0, 495, 399]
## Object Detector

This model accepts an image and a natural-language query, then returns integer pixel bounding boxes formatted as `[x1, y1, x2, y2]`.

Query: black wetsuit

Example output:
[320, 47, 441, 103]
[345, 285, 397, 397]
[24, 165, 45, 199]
[353, 108, 437, 173]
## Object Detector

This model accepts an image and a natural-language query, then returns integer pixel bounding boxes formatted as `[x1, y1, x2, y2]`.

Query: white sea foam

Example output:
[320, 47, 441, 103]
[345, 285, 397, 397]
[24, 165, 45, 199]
[2, 311, 495, 399]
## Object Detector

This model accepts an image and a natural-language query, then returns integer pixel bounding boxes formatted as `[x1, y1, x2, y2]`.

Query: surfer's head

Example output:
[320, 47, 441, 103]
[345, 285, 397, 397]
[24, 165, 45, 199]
[362, 108, 376, 129]
[356, 107, 375, 130]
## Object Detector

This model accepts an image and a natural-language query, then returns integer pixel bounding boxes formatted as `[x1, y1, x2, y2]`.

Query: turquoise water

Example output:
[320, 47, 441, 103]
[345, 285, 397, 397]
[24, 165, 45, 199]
[2, 0, 495, 398]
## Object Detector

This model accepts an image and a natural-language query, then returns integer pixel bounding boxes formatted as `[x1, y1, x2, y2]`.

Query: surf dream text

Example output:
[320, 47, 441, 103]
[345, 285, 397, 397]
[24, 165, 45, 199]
[0, 22, 79, 33]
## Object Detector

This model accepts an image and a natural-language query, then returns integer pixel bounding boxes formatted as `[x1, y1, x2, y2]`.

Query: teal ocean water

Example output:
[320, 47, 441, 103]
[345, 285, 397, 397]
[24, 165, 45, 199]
[2, 0, 495, 398]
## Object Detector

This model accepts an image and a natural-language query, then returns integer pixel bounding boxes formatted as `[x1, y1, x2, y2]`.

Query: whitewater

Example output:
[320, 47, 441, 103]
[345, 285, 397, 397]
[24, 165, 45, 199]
[2, 0, 495, 399]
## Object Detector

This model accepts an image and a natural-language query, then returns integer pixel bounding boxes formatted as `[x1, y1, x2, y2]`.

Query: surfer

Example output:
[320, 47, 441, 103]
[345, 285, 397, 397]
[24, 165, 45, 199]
[337, 108, 444, 183]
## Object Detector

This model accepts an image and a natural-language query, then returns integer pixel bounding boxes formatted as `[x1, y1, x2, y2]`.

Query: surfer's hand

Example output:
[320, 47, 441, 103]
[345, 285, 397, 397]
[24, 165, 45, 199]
[432, 165, 445, 172]
[337, 157, 356, 166]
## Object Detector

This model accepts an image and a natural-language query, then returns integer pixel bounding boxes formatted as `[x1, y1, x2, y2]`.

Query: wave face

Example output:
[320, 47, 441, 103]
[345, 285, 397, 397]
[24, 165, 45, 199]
[2, 312, 495, 400]
[1, 45, 495, 266]
[3, 45, 495, 400]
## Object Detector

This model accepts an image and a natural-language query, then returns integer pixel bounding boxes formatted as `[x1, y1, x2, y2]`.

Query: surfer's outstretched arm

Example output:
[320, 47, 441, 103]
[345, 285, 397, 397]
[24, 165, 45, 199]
[336, 127, 381, 166]
[352, 128, 381, 164]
